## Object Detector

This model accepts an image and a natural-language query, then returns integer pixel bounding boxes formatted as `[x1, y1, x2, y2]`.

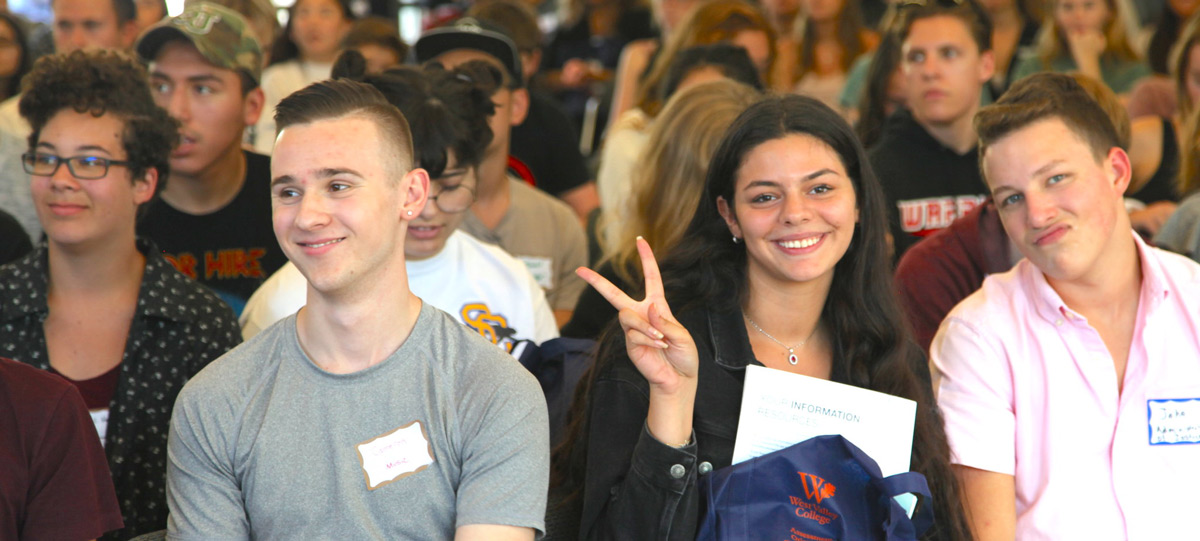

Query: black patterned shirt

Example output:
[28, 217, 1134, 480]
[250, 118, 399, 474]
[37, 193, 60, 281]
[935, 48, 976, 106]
[0, 239, 241, 539]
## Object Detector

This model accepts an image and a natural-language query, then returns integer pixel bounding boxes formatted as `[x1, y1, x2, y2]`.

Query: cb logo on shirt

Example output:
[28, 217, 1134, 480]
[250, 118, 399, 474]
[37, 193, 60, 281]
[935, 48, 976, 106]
[461, 303, 518, 353]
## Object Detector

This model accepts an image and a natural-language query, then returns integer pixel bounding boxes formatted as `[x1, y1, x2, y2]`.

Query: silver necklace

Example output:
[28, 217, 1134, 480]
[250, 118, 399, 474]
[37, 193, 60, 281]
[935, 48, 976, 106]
[745, 316, 817, 365]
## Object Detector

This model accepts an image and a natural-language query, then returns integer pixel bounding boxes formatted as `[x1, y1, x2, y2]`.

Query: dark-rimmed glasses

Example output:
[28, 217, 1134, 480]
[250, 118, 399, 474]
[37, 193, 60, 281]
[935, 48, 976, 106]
[429, 169, 476, 213]
[22, 153, 134, 180]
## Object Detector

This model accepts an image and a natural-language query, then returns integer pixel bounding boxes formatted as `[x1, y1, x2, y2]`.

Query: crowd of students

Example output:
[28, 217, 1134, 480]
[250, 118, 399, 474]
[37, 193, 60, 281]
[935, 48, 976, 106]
[3, 0, 1200, 540]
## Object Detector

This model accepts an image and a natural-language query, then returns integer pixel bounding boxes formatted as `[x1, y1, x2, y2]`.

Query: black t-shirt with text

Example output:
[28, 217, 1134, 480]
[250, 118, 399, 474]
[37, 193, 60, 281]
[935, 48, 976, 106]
[137, 151, 286, 314]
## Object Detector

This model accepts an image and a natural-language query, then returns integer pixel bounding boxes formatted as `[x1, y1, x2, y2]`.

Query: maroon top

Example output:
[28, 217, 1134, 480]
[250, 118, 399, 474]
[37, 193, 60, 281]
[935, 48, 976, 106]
[894, 201, 1014, 353]
[50, 363, 121, 410]
[0, 357, 124, 540]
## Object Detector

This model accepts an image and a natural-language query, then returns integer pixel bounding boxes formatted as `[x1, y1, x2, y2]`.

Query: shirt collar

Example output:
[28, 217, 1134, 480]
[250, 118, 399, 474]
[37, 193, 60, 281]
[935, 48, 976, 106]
[137, 238, 208, 322]
[0, 244, 49, 321]
[708, 306, 756, 371]
[1025, 231, 1171, 325]
[0, 238, 203, 324]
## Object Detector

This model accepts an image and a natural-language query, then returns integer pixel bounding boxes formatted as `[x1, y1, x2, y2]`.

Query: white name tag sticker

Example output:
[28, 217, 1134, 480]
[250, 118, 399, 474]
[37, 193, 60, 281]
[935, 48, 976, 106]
[517, 256, 554, 289]
[356, 420, 435, 490]
[1147, 398, 1200, 445]
[90, 408, 109, 448]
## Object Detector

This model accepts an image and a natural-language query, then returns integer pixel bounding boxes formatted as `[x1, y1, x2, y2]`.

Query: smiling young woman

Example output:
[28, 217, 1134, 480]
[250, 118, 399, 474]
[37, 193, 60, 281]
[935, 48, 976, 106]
[552, 94, 972, 539]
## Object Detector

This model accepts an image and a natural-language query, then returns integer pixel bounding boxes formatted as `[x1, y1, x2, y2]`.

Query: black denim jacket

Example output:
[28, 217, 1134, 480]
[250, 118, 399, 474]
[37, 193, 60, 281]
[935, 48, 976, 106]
[577, 305, 854, 540]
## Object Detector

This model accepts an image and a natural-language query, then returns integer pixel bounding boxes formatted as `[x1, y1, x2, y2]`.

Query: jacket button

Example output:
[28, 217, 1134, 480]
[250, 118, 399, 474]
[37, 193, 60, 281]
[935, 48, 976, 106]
[698, 461, 712, 475]
[669, 464, 686, 479]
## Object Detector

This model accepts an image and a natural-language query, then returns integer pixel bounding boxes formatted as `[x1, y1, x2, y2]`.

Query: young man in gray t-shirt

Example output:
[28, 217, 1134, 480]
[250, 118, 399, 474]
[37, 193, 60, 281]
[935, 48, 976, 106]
[165, 79, 549, 540]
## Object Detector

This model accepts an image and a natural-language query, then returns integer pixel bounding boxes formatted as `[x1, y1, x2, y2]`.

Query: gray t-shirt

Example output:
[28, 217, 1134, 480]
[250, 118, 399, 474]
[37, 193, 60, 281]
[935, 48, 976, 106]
[166, 303, 549, 539]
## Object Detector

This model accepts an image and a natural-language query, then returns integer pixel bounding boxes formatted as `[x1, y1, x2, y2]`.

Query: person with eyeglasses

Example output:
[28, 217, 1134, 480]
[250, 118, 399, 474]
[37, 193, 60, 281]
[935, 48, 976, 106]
[0, 49, 240, 540]
[240, 54, 558, 355]
[416, 18, 589, 328]
[868, 0, 995, 261]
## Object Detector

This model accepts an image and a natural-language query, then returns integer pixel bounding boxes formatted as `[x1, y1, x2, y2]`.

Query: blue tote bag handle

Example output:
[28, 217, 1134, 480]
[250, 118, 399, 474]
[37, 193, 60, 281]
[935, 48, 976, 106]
[875, 471, 934, 540]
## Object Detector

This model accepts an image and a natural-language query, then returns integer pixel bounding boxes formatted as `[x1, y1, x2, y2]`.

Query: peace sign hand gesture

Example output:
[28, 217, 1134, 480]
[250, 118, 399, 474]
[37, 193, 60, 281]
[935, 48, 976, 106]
[576, 237, 698, 447]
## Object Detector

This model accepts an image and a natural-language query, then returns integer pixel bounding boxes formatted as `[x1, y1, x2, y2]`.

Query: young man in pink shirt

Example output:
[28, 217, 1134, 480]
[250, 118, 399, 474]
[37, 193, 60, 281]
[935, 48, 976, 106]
[932, 72, 1200, 539]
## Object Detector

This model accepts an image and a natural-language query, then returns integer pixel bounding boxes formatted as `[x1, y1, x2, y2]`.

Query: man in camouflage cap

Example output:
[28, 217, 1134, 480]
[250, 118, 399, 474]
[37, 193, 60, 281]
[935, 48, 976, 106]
[135, 2, 288, 315]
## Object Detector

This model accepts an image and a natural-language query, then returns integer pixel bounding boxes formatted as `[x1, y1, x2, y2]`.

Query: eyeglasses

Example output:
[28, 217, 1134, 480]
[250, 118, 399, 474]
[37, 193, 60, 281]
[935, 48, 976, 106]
[22, 153, 134, 180]
[429, 169, 476, 213]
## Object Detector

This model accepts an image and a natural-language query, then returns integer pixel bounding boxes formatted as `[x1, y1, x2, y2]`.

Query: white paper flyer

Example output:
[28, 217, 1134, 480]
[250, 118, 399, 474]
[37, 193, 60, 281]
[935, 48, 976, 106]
[732, 364, 917, 476]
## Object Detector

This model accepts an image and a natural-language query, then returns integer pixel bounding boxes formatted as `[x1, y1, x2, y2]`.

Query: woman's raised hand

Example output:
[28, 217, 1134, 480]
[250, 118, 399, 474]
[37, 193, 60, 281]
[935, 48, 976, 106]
[577, 238, 699, 396]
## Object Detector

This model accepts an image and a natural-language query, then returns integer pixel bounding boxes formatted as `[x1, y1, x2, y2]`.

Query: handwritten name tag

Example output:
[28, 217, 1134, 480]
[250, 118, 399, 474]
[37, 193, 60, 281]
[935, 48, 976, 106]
[1147, 398, 1200, 445]
[356, 421, 435, 490]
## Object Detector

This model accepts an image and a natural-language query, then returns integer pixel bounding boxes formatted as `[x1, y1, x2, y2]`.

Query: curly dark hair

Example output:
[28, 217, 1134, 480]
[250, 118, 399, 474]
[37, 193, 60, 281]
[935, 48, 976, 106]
[18, 49, 179, 198]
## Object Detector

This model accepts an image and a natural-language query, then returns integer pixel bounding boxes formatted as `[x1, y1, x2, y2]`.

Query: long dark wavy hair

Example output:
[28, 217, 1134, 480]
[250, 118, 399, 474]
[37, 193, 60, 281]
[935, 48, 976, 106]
[552, 95, 972, 540]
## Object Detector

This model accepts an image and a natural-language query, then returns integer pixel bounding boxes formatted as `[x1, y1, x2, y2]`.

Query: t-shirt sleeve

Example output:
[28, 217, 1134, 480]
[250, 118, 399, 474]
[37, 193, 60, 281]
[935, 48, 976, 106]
[454, 364, 549, 534]
[930, 316, 1016, 476]
[23, 385, 124, 540]
[166, 382, 251, 540]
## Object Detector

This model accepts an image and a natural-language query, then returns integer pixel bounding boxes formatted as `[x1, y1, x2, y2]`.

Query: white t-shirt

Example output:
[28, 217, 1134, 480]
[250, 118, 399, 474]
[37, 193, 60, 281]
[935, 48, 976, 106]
[240, 230, 559, 353]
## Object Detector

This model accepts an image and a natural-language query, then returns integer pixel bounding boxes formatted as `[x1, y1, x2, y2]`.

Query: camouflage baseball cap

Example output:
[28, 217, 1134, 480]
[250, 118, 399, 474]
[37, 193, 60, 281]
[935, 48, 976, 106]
[135, 2, 263, 86]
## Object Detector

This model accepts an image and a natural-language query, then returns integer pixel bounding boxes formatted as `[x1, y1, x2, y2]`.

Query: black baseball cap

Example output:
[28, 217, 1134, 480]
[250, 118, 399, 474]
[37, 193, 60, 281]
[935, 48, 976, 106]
[415, 17, 523, 87]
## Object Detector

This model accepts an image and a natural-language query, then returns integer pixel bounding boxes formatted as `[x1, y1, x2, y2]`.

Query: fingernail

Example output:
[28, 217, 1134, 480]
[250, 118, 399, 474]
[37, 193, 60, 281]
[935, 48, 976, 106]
[657, 340, 669, 349]
[636, 235, 644, 241]
[653, 329, 664, 339]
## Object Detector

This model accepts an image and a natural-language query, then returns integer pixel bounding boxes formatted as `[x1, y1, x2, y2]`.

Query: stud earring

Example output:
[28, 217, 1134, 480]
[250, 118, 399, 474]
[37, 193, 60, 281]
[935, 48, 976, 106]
[407, 210, 414, 216]
[732, 236, 740, 244]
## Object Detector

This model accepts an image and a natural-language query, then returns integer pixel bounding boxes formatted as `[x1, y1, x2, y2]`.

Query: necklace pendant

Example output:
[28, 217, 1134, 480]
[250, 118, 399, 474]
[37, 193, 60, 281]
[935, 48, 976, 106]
[788, 349, 798, 365]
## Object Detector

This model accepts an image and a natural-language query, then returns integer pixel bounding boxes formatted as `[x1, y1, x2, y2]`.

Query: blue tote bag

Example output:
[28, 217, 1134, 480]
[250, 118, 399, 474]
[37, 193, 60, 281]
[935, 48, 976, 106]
[697, 435, 934, 541]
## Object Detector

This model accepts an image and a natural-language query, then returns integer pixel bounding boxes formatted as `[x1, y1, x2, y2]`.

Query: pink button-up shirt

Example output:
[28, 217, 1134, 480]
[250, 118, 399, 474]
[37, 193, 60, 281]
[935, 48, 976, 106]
[932, 234, 1200, 540]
